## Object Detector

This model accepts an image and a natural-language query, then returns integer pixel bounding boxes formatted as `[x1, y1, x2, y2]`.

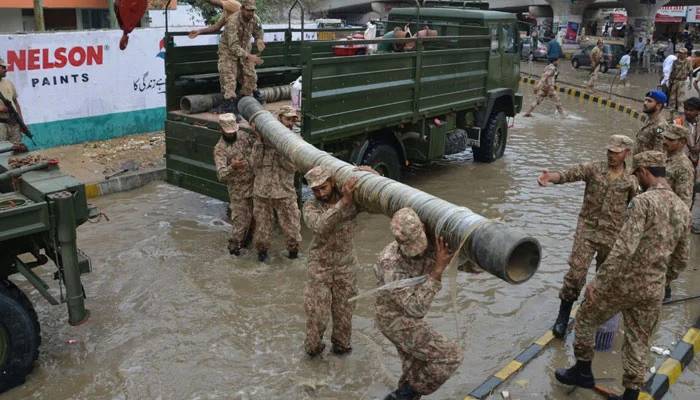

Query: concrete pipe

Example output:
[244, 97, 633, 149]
[238, 96, 541, 284]
[180, 93, 224, 114]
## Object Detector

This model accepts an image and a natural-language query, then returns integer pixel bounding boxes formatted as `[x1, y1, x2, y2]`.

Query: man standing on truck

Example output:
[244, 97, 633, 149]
[188, 0, 240, 40]
[555, 151, 689, 400]
[0, 57, 23, 145]
[213, 113, 257, 255]
[251, 106, 302, 262]
[586, 40, 604, 91]
[523, 58, 564, 117]
[302, 165, 376, 357]
[217, 0, 264, 115]
[537, 135, 637, 339]
[374, 208, 464, 400]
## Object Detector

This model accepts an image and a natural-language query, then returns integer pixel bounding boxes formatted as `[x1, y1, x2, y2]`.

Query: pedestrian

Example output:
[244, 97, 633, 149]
[374, 207, 464, 400]
[523, 58, 563, 117]
[537, 135, 637, 339]
[188, 0, 240, 39]
[251, 106, 302, 261]
[633, 90, 669, 155]
[586, 40, 604, 91]
[619, 49, 631, 87]
[668, 48, 693, 112]
[213, 113, 257, 255]
[302, 165, 377, 356]
[217, 0, 264, 114]
[555, 150, 689, 400]
[642, 38, 653, 73]
[0, 57, 23, 145]
[546, 37, 562, 63]
[660, 53, 677, 95]
[663, 124, 694, 208]
[633, 36, 645, 66]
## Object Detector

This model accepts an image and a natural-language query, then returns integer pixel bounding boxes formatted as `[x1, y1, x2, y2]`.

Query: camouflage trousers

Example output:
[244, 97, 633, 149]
[587, 64, 601, 89]
[526, 87, 562, 114]
[218, 54, 257, 99]
[228, 193, 254, 248]
[574, 287, 662, 390]
[0, 122, 21, 145]
[669, 81, 687, 110]
[378, 317, 463, 395]
[303, 263, 357, 354]
[559, 227, 611, 302]
[253, 196, 302, 252]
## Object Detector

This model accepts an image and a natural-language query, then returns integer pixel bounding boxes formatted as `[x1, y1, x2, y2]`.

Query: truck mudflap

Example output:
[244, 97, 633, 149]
[515, 92, 523, 114]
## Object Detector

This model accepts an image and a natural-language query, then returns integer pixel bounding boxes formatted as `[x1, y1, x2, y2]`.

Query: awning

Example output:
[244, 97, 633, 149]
[656, 14, 683, 23]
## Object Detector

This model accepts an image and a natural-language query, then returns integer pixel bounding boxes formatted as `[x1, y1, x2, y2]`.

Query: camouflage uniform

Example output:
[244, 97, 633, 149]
[218, 0, 263, 99]
[587, 45, 603, 89]
[302, 167, 360, 354]
[213, 115, 257, 248]
[573, 151, 690, 391]
[633, 115, 668, 154]
[554, 148, 638, 302]
[0, 74, 22, 145]
[666, 152, 694, 209]
[669, 56, 693, 110]
[525, 63, 562, 114]
[252, 123, 302, 253]
[374, 208, 462, 396]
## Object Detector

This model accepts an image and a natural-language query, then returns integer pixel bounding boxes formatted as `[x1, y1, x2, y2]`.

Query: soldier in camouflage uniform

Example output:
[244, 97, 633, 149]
[537, 135, 637, 338]
[375, 208, 463, 400]
[217, 0, 264, 114]
[252, 106, 302, 262]
[213, 113, 257, 255]
[302, 165, 377, 356]
[523, 58, 564, 117]
[555, 151, 690, 400]
[633, 90, 669, 155]
[663, 124, 694, 208]
[668, 48, 693, 112]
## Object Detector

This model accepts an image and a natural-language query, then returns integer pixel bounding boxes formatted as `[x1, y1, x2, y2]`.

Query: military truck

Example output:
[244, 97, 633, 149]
[0, 142, 91, 392]
[164, 5, 522, 200]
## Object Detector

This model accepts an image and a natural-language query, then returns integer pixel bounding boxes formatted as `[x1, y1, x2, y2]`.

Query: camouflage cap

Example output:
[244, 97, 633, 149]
[678, 47, 688, 54]
[0, 57, 6, 67]
[391, 208, 428, 258]
[278, 105, 298, 118]
[606, 134, 634, 152]
[305, 166, 331, 188]
[633, 151, 666, 170]
[240, 0, 256, 10]
[662, 124, 689, 140]
[218, 113, 239, 133]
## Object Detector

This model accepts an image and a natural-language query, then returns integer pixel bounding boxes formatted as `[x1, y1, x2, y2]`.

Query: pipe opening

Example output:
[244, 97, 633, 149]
[180, 97, 192, 113]
[505, 239, 541, 284]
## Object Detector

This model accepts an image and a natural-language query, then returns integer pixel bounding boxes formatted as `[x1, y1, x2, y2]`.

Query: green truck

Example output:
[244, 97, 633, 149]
[165, 5, 522, 200]
[0, 142, 91, 392]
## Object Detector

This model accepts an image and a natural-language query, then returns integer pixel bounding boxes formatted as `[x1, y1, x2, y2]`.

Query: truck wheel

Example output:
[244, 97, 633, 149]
[0, 282, 40, 393]
[473, 111, 507, 162]
[361, 144, 401, 181]
[445, 130, 468, 155]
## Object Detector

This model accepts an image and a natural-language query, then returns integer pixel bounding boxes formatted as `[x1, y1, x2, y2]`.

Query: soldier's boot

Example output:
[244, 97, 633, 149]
[253, 89, 266, 104]
[227, 240, 241, 256]
[555, 360, 595, 389]
[607, 388, 639, 400]
[288, 247, 299, 259]
[383, 383, 421, 400]
[215, 97, 236, 114]
[552, 300, 574, 339]
[257, 249, 268, 262]
[330, 343, 352, 356]
[306, 343, 325, 358]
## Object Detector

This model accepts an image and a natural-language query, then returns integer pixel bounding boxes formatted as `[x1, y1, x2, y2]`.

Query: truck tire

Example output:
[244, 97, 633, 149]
[473, 111, 507, 162]
[0, 281, 40, 393]
[361, 144, 401, 181]
[444, 130, 468, 155]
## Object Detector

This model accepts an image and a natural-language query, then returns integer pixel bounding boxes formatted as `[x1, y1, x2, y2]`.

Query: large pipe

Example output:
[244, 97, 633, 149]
[49, 191, 90, 326]
[180, 86, 292, 114]
[238, 97, 541, 284]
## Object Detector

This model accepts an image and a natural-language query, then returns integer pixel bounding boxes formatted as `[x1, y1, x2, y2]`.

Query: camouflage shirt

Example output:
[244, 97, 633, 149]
[253, 135, 297, 199]
[540, 63, 557, 89]
[634, 116, 668, 155]
[590, 46, 603, 66]
[593, 184, 690, 299]
[213, 132, 257, 198]
[374, 241, 440, 324]
[219, 11, 263, 59]
[670, 58, 693, 83]
[556, 161, 638, 244]
[666, 150, 694, 208]
[678, 117, 700, 165]
[303, 194, 359, 267]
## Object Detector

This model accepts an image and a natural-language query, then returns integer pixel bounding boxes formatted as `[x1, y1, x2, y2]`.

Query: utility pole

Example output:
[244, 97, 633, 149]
[33, 0, 45, 31]
[107, 0, 118, 29]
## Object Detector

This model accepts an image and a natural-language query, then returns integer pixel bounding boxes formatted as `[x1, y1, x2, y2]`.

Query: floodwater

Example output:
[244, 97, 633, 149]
[8, 92, 700, 399]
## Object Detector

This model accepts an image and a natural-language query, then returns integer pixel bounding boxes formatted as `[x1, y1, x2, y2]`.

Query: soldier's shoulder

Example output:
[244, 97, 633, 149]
[378, 241, 402, 264]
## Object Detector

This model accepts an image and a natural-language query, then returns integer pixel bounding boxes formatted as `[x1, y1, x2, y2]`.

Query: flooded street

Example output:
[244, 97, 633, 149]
[9, 91, 700, 399]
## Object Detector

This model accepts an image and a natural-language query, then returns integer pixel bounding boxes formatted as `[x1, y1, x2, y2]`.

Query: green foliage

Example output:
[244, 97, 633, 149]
[185, 0, 290, 24]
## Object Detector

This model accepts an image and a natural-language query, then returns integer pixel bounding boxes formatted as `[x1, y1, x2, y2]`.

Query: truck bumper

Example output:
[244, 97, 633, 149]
[515, 93, 523, 114]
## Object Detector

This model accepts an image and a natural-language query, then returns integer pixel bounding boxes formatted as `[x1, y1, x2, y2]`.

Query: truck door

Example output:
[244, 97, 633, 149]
[487, 23, 501, 89]
[500, 22, 520, 89]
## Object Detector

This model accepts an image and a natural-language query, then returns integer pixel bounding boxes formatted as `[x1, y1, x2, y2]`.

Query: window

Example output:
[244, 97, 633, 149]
[490, 26, 499, 53]
[502, 24, 516, 53]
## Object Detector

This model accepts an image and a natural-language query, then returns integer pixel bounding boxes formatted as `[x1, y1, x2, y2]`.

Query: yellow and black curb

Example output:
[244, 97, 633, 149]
[464, 306, 579, 400]
[640, 316, 700, 400]
[520, 76, 647, 122]
[84, 167, 165, 199]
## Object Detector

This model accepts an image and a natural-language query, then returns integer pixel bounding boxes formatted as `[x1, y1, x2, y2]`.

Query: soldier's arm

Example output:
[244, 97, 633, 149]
[554, 162, 592, 184]
[303, 200, 353, 236]
[667, 221, 690, 283]
[382, 260, 442, 319]
[253, 17, 264, 44]
[678, 169, 694, 208]
[213, 146, 235, 182]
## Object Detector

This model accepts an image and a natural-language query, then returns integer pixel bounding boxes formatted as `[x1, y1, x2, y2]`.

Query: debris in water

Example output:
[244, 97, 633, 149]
[650, 346, 670, 356]
[66, 339, 79, 345]
[501, 390, 510, 399]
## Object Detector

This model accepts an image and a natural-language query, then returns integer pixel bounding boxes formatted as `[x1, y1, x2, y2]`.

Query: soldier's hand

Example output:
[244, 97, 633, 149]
[231, 159, 246, 169]
[247, 54, 264, 65]
[340, 176, 359, 207]
[354, 165, 380, 175]
[537, 169, 554, 186]
[257, 41, 266, 53]
[188, 30, 200, 39]
[431, 236, 453, 281]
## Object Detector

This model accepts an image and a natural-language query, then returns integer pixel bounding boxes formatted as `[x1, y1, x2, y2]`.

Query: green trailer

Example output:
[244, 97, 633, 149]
[165, 5, 522, 201]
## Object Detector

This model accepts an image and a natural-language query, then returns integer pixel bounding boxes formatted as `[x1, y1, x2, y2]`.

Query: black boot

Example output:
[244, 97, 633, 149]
[253, 89, 266, 104]
[257, 250, 268, 262]
[288, 248, 298, 259]
[552, 300, 574, 339]
[383, 383, 420, 400]
[306, 343, 325, 357]
[330, 343, 352, 355]
[555, 360, 595, 389]
[227, 241, 241, 256]
[215, 98, 235, 114]
[608, 388, 640, 400]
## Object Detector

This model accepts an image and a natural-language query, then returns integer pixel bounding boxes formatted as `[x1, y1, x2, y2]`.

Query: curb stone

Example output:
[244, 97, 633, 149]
[84, 167, 166, 199]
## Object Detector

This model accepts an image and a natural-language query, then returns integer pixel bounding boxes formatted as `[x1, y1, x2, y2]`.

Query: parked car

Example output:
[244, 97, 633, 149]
[521, 40, 548, 60]
[571, 43, 626, 73]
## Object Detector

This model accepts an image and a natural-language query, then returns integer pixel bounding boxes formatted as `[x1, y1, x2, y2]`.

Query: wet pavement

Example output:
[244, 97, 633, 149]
[7, 90, 700, 399]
